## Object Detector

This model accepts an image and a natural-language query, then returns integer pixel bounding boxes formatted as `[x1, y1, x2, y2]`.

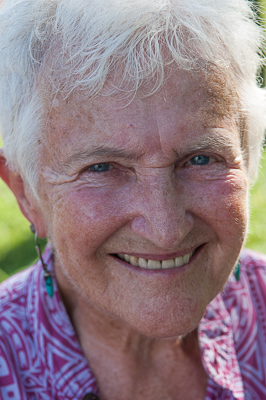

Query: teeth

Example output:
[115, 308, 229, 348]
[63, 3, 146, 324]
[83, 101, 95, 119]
[183, 253, 190, 264]
[117, 251, 194, 270]
[162, 259, 175, 269]
[139, 258, 147, 268]
[124, 254, 130, 262]
[129, 256, 139, 266]
[175, 256, 183, 267]
[147, 260, 161, 269]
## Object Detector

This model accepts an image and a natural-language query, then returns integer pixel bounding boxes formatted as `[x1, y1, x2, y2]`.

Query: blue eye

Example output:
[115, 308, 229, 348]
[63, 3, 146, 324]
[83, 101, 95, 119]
[189, 156, 210, 166]
[88, 163, 110, 172]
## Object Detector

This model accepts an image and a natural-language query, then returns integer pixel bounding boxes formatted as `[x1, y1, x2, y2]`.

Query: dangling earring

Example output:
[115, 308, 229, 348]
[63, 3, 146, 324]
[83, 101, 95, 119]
[30, 224, 54, 297]
[234, 261, 241, 282]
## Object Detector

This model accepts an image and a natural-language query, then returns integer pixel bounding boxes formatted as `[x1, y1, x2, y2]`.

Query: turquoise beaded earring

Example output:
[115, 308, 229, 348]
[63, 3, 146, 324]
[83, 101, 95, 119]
[30, 224, 54, 297]
[234, 261, 241, 282]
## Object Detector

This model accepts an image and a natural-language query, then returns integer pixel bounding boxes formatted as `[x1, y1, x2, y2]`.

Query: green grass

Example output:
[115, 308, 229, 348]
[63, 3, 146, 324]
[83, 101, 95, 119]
[0, 151, 265, 282]
[245, 153, 266, 252]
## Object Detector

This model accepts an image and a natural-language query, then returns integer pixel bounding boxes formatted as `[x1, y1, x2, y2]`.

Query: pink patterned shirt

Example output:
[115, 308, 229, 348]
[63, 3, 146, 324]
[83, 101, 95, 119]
[0, 247, 265, 400]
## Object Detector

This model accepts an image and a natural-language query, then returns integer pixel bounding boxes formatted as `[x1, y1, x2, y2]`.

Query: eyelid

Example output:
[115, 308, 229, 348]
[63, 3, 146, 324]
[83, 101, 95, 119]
[86, 161, 112, 168]
[182, 153, 220, 167]
[88, 162, 113, 171]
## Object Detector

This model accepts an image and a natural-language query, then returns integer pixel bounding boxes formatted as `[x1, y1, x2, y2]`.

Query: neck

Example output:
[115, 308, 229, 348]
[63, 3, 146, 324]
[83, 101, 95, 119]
[55, 265, 207, 400]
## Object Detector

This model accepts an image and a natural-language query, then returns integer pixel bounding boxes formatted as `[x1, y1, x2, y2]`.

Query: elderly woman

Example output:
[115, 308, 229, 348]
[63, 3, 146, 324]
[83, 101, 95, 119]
[0, 0, 266, 399]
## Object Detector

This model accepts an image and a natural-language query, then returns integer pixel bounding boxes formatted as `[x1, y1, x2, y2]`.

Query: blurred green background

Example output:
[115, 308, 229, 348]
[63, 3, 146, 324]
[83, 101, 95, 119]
[0, 0, 266, 282]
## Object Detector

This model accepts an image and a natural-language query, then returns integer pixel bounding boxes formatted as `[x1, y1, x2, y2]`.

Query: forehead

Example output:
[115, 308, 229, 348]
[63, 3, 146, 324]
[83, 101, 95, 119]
[44, 67, 241, 164]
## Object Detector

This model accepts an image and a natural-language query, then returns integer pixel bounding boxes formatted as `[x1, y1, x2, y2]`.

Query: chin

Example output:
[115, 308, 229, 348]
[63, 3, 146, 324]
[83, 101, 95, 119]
[133, 320, 202, 339]
[122, 305, 206, 339]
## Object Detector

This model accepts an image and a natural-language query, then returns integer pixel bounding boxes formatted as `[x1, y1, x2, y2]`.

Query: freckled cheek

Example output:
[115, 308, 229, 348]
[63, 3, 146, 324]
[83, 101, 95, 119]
[50, 188, 127, 252]
[188, 176, 248, 236]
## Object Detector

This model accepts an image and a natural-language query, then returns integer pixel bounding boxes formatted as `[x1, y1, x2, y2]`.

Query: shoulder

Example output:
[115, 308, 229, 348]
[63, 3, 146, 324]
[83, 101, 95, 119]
[0, 264, 39, 320]
[223, 248, 266, 299]
[0, 264, 42, 395]
[239, 249, 266, 323]
[222, 249, 266, 348]
[0, 264, 41, 343]
[0, 265, 36, 306]
[230, 248, 266, 303]
[222, 249, 266, 311]
[221, 250, 266, 398]
[239, 248, 266, 279]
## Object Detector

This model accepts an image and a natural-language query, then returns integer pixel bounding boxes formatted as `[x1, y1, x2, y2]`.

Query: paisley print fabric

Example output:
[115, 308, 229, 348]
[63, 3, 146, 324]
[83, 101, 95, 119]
[0, 247, 265, 400]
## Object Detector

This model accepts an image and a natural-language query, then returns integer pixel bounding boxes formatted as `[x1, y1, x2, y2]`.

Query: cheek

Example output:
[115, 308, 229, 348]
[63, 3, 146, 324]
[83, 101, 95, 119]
[49, 186, 127, 255]
[186, 173, 248, 290]
[188, 172, 248, 236]
[47, 188, 124, 295]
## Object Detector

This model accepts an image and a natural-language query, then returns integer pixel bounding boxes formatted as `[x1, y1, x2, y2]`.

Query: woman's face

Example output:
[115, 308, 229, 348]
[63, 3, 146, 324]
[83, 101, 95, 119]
[39, 69, 248, 337]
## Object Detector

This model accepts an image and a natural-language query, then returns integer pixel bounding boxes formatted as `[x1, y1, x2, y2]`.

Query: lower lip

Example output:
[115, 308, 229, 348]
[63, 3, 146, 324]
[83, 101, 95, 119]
[110, 245, 203, 276]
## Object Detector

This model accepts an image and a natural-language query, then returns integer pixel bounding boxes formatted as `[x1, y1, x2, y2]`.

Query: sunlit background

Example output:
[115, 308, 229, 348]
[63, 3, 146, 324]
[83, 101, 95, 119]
[0, 0, 266, 282]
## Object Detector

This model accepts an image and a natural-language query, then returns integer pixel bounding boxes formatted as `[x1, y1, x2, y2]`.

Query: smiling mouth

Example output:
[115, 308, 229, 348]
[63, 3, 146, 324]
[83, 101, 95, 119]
[116, 250, 195, 270]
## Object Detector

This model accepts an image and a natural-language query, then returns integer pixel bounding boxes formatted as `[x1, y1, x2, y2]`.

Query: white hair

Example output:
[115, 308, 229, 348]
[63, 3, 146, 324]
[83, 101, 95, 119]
[0, 0, 265, 195]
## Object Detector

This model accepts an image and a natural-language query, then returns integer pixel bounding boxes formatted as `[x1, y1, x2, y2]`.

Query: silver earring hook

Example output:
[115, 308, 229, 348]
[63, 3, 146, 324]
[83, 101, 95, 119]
[30, 224, 53, 297]
[30, 223, 47, 271]
[34, 230, 48, 272]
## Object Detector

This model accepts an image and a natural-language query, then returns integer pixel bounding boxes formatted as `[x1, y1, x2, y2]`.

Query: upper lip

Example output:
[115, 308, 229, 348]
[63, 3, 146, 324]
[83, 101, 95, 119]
[112, 246, 202, 261]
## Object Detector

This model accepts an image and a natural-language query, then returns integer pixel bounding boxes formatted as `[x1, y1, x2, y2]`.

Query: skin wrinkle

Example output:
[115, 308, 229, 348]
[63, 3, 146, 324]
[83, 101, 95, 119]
[27, 67, 249, 400]
[42, 131, 243, 186]
[49, 73, 242, 183]
[41, 64, 242, 170]
[198, 66, 248, 168]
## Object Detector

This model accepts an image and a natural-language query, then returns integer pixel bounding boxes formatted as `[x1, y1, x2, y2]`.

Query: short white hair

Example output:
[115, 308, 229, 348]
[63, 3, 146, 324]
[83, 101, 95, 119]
[0, 0, 265, 195]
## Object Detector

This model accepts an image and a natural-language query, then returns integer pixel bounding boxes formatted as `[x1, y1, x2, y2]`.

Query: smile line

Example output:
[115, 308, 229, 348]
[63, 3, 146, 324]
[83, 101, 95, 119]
[116, 250, 195, 270]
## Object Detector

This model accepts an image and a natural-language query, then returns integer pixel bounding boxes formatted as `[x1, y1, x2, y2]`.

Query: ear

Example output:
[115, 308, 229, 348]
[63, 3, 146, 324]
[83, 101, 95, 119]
[0, 150, 47, 238]
[0, 149, 11, 187]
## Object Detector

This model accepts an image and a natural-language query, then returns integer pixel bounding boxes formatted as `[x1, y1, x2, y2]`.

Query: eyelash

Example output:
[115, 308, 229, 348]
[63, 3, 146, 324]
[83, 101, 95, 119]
[87, 163, 112, 172]
[185, 155, 212, 167]
[84, 154, 219, 174]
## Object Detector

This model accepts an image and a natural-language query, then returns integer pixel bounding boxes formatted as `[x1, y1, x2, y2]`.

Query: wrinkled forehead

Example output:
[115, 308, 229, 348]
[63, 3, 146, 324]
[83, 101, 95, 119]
[45, 65, 242, 132]
[39, 67, 244, 180]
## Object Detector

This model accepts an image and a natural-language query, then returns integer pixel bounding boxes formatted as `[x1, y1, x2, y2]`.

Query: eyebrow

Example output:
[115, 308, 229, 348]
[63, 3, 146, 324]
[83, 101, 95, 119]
[62, 133, 240, 170]
[174, 134, 240, 159]
[63, 146, 141, 168]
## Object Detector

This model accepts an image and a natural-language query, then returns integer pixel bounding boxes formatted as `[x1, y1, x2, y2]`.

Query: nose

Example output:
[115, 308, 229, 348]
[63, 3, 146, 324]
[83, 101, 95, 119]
[130, 175, 194, 250]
